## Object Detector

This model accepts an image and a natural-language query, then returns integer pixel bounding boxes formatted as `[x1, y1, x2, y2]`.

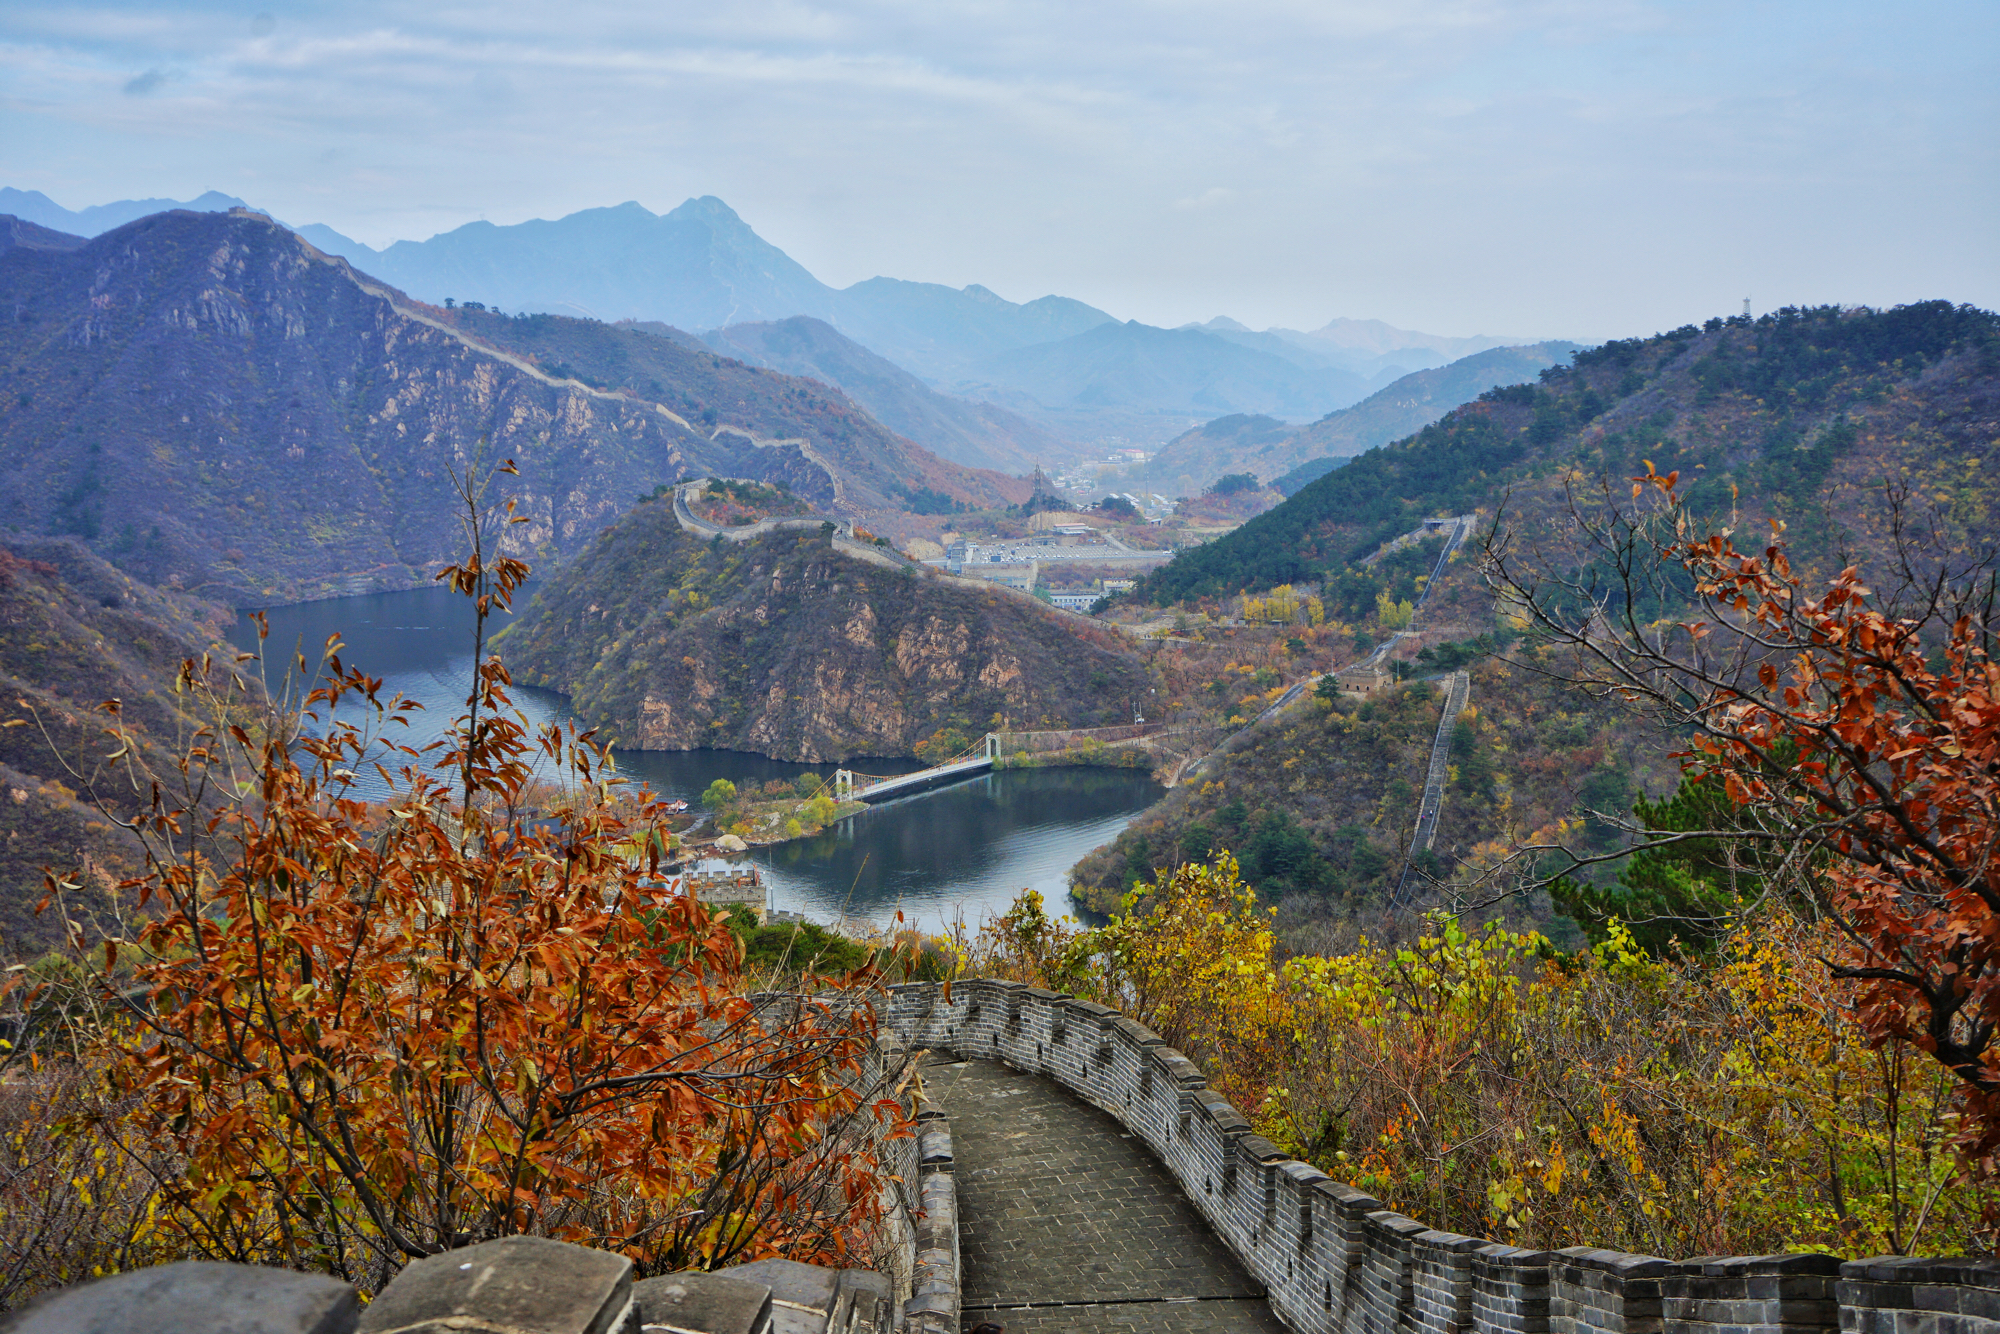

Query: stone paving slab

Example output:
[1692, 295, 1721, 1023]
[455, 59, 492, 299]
[924, 1057, 1285, 1333]
[966, 1298, 1286, 1332]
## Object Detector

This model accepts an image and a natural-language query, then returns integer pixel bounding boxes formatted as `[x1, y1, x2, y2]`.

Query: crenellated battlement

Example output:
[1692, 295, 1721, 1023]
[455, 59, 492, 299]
[881, 978, 1999, 1334]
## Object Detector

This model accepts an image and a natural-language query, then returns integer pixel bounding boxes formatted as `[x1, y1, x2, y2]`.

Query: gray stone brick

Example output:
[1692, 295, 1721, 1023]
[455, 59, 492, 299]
[358, 1236, 630, 1334]
[0, 1261, 357, 1334]
[630, 1272, 771, 1334]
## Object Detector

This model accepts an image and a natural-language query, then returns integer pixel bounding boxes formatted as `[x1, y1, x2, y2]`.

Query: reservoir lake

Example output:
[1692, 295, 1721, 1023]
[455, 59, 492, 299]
[231, 585, 1160, 934]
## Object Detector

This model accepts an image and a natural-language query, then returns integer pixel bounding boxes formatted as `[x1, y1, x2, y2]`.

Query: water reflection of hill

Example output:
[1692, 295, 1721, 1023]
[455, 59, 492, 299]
[233, 587, 1159, 932]
[755, 768, 1160, 931]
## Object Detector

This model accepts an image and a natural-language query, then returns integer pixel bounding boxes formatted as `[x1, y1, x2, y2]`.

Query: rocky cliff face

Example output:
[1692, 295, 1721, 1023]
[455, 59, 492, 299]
[502, 503, 1153, 762]
[0, 209, 1012, 606]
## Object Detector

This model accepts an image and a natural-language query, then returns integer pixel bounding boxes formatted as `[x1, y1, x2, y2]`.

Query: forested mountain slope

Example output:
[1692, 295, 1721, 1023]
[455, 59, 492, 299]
[1137, 302, 1999, 603]
[501, 500, 1151, 763]
[1148, 343, 1576, 494]
[0, 538, 243, 953]
[0, 209, 1011, 605]
[1071, 650, 1659, 931]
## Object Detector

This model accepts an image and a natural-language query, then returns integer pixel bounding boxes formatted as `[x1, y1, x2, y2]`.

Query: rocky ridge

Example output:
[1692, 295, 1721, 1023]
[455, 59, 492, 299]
[501, 500, 1153, 762]
[0, 209, 1017, 605]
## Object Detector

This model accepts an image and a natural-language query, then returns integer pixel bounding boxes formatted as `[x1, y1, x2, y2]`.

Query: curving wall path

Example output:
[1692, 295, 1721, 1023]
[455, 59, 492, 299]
[7, 979, 1993, 1334]
[926, 1052, 1283, 1331]
[883, 979, 2000, 1334]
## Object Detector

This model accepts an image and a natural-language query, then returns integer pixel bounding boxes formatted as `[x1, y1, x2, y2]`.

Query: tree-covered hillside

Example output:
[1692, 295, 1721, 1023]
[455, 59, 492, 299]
[1070, 646, 1662, 934]
[501, 500, 1152, 762]
[0, 539, 244, 952]
[1135, 302, 1998, 604]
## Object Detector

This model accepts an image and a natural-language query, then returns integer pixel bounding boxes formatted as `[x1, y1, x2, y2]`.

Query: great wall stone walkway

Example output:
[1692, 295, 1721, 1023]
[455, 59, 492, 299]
[924, 1056, 1286, 1333]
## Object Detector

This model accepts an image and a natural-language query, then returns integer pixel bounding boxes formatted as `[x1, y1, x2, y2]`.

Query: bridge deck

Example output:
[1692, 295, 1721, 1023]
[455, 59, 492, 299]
[925, 1056, 1284, 1333]
[854, 754, 993, 803]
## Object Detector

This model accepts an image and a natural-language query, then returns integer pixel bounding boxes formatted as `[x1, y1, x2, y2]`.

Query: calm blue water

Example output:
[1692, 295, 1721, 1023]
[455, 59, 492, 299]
[231, 586, 1160, 932]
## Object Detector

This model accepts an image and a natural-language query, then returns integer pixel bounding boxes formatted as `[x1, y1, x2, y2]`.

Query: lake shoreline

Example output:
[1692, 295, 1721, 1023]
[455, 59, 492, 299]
[234, 586, 1165, 934]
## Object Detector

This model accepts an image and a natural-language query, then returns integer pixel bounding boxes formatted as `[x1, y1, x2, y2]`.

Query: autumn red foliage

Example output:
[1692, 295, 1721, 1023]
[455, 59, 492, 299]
[1491, 465, 2000, 1181]
[27, 467, 907, 1291]
[1669, 520, 2000, 1171]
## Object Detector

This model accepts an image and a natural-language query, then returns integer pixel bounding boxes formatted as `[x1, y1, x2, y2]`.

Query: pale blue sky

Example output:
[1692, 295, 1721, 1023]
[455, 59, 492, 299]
[3, 0, 1993, 338]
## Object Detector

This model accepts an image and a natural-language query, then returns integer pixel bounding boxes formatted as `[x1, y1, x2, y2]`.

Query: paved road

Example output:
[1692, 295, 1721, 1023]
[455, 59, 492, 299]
[925, 1057, 1285, 1334]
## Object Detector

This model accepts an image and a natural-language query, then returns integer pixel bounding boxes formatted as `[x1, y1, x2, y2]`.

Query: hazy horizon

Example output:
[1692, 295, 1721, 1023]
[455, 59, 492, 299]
[3, 0, 1993, 341]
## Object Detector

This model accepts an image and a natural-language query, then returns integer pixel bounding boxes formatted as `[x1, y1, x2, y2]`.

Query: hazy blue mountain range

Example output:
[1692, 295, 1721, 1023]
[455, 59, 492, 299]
[1283, 316, 1525, 364]
[827, 278, 1115, 382]
[961, 320, 1381, 421]
[317, 198, 831, 330]
[4, 186, 1554, 446]
[292, 196, 1120, 385]
[1182, 316, 1527, 377]
[0, 188, 251, 236]
[1149, 341, 1580, 494]
[1175, 319, 1359, 373]
[699, 316, 1067, 473]
[226, 192, 1532, 427]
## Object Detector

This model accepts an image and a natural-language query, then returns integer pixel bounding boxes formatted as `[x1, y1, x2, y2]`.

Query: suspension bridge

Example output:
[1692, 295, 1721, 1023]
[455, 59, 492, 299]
[832, 723, 1170, 804]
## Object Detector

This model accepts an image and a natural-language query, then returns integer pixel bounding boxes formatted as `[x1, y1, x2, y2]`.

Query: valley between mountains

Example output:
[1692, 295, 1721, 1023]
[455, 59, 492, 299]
[0, 194, 1994, 957]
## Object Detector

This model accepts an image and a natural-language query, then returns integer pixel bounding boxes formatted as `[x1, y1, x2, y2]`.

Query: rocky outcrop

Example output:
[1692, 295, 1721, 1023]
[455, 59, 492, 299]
[501, 502, 1152, 762]
[0, 210, 1015, 606]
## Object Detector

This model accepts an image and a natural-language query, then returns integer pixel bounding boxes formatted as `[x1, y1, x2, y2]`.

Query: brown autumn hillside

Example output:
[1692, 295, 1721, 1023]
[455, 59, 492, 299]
[0, 538, 244, 953]
[500, 499, 1152, 762]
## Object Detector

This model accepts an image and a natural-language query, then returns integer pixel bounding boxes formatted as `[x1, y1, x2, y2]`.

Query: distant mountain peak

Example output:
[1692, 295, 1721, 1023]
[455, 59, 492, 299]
[0, 186, 251, 238]
[183, 190, 252, 211]
[666, 195, 751, 227]
[1300, 316, 1530, 360]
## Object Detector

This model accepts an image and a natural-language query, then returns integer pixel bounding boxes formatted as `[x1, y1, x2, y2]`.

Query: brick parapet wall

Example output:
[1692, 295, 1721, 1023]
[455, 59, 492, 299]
[9, 981, 1991, 1334]
[900, 1101, 960, 1334]
[882, 978, 1999, 1334]
[1840, 1257, 2000, 1334]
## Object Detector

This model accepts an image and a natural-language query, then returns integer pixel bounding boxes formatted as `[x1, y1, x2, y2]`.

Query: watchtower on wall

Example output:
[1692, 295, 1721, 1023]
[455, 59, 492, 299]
[683, 859, 767, 922]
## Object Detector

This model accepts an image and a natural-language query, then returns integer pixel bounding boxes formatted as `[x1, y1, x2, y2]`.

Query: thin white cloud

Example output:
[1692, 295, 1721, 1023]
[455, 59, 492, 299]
[0, 0, 1990, 335]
